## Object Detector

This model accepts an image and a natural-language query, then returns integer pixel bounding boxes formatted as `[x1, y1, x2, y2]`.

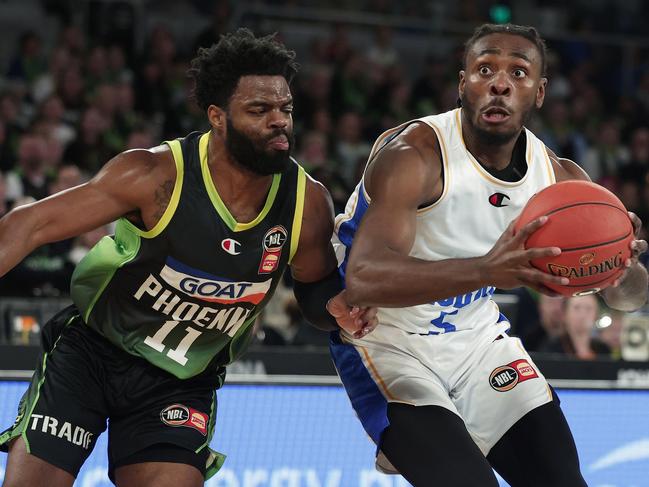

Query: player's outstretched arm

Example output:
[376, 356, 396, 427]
[552, 153, 648, 311]
[0, 148, 171, 278]
[291, 175, 377, 335]
[345, 124, 568, 308]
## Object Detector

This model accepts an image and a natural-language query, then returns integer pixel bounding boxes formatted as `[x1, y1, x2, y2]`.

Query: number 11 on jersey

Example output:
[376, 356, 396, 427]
[144, 320, 202, 366]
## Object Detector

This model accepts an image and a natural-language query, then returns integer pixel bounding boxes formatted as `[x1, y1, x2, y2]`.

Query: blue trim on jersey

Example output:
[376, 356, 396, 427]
[330, 331, 388, 446]
[165, 256, 234, 282]
[337, 184, 370, 279]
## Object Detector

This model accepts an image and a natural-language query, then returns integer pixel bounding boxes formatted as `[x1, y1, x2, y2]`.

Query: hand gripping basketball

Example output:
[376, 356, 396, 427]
[481, 216, 568, 295]
[514, 180, 634, 296]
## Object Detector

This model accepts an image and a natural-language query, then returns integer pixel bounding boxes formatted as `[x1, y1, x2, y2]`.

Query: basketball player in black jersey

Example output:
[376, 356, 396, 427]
[336, 24, 648, 486]
[0, 30, 376, 487]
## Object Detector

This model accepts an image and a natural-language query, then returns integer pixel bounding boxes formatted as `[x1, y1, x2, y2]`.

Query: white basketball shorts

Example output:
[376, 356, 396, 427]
[330, 321, 553, 470]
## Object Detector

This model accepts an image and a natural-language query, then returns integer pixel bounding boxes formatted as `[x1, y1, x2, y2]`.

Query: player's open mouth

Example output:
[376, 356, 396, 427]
[268, 135, 289, 150]
[481, 107, 511, 124]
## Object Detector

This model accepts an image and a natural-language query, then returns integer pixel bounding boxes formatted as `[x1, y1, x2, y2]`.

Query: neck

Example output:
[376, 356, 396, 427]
[461, 110, 521, 170]
[207, 132, 273, 207]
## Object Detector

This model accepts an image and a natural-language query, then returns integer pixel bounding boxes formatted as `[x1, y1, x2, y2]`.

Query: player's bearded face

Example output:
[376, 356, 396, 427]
[225, 118, 294, 175]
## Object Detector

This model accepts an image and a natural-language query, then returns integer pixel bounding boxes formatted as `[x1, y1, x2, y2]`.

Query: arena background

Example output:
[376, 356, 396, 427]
[1, 0, 649, 486]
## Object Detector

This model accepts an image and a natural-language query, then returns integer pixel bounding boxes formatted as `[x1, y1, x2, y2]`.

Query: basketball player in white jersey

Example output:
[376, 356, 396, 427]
[330, 24, 648, 486]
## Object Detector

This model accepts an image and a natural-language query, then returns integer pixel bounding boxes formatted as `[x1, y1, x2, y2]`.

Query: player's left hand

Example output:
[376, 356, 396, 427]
[613, 212, 648, 287]
[327, 290, 378, 338]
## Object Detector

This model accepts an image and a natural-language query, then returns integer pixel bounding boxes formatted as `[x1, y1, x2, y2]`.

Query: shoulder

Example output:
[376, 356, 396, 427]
[545, 146, 591, 182]
[364, 121, 442, 203]
[93, 145, 175, 186]
[372, 121, 440, 166]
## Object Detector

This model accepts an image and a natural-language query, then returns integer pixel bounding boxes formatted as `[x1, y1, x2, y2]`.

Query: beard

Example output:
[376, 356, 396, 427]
[460, 92, 534, 146]
[225, 119, 294, 175]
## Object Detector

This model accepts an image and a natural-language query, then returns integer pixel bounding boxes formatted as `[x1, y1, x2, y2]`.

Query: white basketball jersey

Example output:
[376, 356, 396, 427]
[335, 108, 556, 335]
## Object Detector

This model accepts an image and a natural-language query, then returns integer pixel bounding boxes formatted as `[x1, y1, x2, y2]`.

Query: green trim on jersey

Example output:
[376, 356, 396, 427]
[0, 318, 70, 453]
[72, 222, 141, 322]
[289, 165, 307, 263]
[72, 139, 184, 321]
[198, 132, 281, 232]
[119, 139, 185, 238]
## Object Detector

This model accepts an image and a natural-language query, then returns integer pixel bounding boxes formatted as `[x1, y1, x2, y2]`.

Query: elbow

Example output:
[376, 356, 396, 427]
[345, 262, 372, 306]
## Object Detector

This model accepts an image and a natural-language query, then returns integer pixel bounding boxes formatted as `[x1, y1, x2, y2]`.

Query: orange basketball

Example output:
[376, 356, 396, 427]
[514, 180, 633, 296]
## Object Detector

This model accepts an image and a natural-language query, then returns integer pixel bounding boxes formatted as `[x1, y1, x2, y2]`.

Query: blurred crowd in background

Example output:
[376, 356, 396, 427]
[1, 0, 649, 358]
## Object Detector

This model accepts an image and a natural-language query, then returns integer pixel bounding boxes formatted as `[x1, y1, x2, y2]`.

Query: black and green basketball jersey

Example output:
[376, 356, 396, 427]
[70, 131, 306, 379]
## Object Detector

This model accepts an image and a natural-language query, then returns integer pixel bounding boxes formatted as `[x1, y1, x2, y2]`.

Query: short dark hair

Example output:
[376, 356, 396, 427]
[188, 28, 299, 111]
[463, 23, 547, 76]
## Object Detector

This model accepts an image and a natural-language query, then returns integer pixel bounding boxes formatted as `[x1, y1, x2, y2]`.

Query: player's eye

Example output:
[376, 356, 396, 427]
[479, 66, 492, 76]
[513, 69, 527, 79]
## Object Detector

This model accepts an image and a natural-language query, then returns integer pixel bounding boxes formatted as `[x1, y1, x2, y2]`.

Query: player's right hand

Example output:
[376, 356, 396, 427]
[327, 290, 379, 338]
[479, 216, 569, 295]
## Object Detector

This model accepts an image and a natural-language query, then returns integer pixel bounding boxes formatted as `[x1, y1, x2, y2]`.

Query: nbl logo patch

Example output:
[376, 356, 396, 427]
[160, 404, 208, 436]
[259, 225, 287, 274]
[489, 359, 539, 392]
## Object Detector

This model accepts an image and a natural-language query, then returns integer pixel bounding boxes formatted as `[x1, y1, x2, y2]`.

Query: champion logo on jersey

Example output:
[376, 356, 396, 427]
[160, 257, 271, 305]
[221, 238, 241, 255]
[488, 192, 510, 207]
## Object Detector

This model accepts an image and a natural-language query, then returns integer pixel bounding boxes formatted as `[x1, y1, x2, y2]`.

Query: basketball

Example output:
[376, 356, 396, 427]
[514, 180, 634, 296]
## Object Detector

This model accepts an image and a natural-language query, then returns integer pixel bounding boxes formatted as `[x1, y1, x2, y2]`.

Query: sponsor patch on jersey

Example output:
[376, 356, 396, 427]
[489, 359, 538, 392]
[221, 238, 241, 256]
[160, 257, 271, 305]
[259, 225, 287, 274]
[488, 192, 510, 207]
[160, 404, 208, 436]
[263, 225, 287, 252]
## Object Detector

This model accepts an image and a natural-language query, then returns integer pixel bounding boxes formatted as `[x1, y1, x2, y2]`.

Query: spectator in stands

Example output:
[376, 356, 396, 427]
[297, 130, 349, 211]
[125, 127, 156, 150]
[107, 45, 133, 84]
[5, 133, 52, 203]
[330, 52, 370, 117]
[540, 295, 611, 359]
[540, 98, 588, 163]
[334, 111, 371, 187]
[6, 31, 46, 86]
[32, 46, 74, 107]
[0, 92, 24, 171]
[367, 26, 399, 69]
[411, 55, 449, 116]
[63, 107, 113, 174]
[56, 66, 86, 115]
[597, 310, 625, 360]
[192, 0, 232, 53]
[0, 119, 13, 173]
[36, 95, 76, 148]
[581, 121, 629, 183]
[523, 295, 565, 352]
[0, 172, 8, 218]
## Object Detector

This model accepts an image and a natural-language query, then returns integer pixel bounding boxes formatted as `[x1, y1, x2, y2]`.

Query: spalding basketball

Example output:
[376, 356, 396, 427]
[514, 180, 633, 296]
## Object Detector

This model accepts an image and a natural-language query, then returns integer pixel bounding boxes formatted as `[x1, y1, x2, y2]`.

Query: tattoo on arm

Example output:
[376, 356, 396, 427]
[153, 180, 175, 221]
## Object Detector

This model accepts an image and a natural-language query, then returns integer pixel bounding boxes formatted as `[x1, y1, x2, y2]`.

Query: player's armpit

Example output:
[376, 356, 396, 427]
[0, 148, 172, 277]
